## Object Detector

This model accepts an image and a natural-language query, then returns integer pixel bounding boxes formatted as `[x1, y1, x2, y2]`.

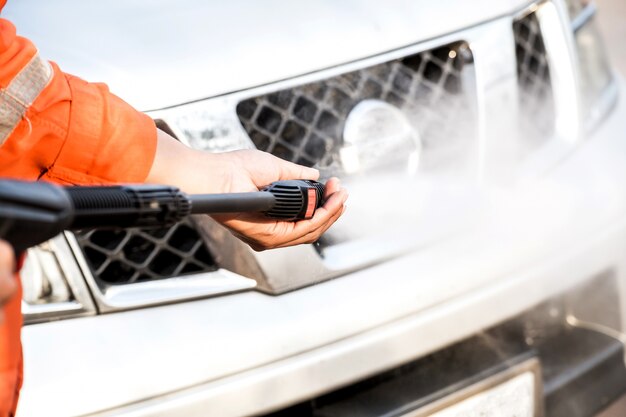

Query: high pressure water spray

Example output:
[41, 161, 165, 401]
[0, 179, 325, 253]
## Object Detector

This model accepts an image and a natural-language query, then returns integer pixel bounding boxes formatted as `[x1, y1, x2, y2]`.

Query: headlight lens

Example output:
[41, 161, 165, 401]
[155, 99, 254, 153]
[21, 237, 96, 324]
[22, 244, 71, 304]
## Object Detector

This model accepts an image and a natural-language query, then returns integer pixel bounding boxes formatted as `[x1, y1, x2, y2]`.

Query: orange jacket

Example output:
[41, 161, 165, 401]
[0, 2, 157, 414]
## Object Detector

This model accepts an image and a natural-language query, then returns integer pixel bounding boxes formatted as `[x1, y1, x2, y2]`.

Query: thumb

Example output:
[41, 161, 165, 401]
[276, 157, 320, 181]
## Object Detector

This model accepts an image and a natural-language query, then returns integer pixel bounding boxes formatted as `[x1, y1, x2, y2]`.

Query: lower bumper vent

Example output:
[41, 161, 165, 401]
[74, 218, 217, 285]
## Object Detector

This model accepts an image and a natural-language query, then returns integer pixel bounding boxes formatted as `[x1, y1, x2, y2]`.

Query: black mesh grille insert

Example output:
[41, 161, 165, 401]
[74, 218, 217, 285]
[514, 11, 555, 141]
[236, 42, 474, 173]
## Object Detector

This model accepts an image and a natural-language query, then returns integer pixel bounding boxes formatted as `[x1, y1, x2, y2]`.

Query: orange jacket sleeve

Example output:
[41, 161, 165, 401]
[0, 18, 157, 185]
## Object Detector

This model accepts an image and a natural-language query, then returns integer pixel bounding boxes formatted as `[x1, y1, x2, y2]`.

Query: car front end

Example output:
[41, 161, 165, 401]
[5, 0, 626, 415]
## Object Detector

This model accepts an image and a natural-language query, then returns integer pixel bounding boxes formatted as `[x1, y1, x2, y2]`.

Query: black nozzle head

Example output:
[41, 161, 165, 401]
[262, 180, 325, 220]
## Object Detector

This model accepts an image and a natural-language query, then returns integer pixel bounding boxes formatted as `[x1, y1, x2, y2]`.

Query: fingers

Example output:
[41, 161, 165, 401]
[295, 186, 347, 233]
[0, 240, 16, 307]
[274, 186, 348, 248]
[213, 176, 348, 251]
[276, 199, 346, 248]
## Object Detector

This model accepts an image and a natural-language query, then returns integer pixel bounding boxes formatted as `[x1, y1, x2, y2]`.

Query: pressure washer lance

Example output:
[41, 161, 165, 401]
[0, 179, 325, 254]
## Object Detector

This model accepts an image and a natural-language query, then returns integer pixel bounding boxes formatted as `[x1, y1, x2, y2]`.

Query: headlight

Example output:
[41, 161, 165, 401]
[21, 236, 96, 324]
[154, 98, 253, 152]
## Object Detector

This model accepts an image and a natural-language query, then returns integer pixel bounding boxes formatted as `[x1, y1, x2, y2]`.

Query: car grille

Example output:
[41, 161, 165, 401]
[74, 219, 217, 285]
[236, 42, 475, 173]
[514, 11, 555, 141]
[70, 6, 557, 296]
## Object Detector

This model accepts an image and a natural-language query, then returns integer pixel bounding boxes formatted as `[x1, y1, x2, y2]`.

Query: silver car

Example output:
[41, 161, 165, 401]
[5, 0, 626, 416]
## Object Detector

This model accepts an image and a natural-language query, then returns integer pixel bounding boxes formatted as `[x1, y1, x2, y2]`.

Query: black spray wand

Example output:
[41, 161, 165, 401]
[0, 179, 325, 253]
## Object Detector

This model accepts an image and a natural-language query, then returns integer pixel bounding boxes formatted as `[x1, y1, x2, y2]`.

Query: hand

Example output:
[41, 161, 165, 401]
[147, 131, 348, 251]
[211, 150, 348, 250]
[0, 240, 16, 322]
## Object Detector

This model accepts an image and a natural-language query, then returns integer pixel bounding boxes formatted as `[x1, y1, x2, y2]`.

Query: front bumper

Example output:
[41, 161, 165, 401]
[17, 75, 626, 416]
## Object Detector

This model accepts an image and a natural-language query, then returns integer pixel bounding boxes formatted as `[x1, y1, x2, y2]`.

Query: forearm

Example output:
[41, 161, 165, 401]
[145, 129, 231, 194]
[146, 129, 320, 194]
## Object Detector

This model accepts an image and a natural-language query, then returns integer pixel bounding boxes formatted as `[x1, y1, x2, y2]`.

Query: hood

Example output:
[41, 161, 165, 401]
[4, 0, 527, 111]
